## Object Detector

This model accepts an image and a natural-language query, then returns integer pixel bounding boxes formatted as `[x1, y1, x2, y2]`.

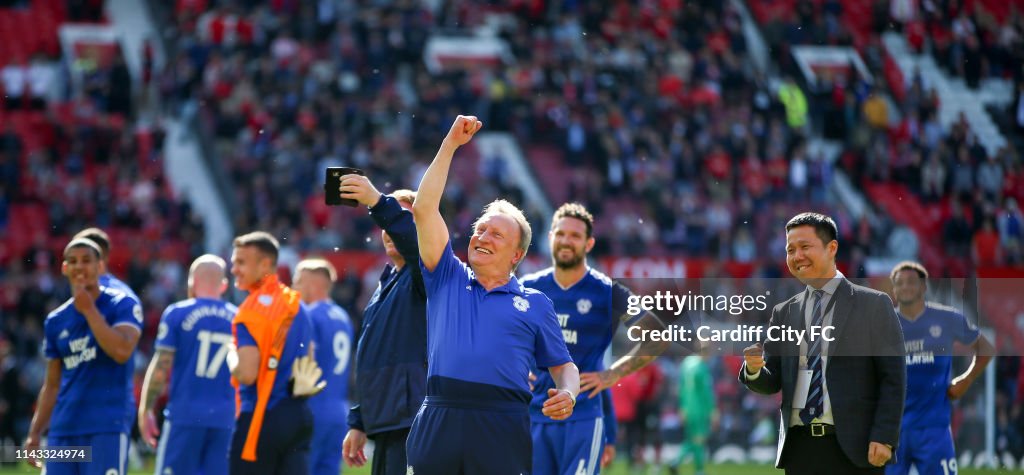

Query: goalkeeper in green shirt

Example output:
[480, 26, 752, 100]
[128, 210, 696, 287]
[670, 351, 717, 475]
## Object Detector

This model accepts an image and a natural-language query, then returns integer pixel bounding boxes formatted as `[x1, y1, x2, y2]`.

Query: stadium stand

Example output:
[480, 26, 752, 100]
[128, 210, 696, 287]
[0, 0, 201, 453]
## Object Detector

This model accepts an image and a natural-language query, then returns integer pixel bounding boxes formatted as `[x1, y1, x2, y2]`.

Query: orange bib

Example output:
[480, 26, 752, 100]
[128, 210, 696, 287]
[232, 274, 301, 462]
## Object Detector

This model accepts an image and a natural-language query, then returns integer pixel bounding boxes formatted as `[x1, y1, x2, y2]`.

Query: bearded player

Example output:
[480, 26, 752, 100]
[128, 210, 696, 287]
[521, 203, 667, 475]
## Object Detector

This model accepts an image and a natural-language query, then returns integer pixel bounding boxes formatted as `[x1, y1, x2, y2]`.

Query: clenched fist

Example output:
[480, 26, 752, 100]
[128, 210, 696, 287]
[743, 342, 765, 375]
[444, 115, 483, 147]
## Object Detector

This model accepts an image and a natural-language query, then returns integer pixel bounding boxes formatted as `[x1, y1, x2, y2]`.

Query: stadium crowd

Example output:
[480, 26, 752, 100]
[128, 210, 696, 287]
[154, 0, 866, 272]
[0, 0, 1021, 470]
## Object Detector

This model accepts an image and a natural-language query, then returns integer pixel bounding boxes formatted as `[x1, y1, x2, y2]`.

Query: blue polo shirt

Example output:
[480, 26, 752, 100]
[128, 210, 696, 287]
[420, 242, 571, 405]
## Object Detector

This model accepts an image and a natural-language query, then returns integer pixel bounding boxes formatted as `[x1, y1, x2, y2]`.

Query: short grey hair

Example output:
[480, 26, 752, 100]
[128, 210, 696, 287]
[295, 258, 338, 283]
[189, 254, 227, 275]
[474, 199, 532, 269]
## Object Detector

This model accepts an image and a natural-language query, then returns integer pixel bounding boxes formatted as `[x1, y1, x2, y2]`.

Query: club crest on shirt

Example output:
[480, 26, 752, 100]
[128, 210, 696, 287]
[58, 329, 70, 340]
[268, 356, 279, 370]
[258, 295, 273, 306]
[930, 325, 942, 338]
[513, 296, 530, 312]
[577, 298, 592, 315]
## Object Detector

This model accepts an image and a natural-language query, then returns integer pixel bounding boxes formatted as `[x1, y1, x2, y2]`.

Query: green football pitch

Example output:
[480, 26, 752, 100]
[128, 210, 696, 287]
[1, 461, 1023, 474]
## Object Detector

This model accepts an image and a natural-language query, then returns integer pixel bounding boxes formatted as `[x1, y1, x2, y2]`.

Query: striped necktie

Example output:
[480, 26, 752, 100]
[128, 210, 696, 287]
[800, 289, 825, 424]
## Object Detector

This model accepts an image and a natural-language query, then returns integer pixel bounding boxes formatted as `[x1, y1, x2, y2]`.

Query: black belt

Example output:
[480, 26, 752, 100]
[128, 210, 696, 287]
[792, 423, 836, 437]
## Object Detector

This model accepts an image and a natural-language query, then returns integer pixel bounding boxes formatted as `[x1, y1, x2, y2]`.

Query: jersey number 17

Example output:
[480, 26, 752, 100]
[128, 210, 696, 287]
[196, 330, 233, 379]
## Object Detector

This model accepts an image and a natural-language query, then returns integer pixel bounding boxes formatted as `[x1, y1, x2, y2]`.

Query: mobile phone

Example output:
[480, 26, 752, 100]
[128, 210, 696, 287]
[325, 167, 365, 207]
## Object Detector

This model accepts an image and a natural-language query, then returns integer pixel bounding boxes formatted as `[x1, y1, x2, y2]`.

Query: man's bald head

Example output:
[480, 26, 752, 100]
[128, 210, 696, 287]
[188, 254, 228, 299]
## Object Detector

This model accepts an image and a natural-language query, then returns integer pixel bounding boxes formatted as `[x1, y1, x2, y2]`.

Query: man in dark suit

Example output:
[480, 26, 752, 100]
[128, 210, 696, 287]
[740, 212, 906, 474]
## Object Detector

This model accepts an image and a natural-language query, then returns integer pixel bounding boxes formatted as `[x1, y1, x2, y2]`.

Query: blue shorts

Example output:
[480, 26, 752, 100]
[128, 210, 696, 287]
[532, 417, 606, 475]
[154, 422, 232, 475]
[308, 421, 345, 475]
[43, 432, 128, 475]
[886, 426, 957, 475]
[406, 397, 531, 475]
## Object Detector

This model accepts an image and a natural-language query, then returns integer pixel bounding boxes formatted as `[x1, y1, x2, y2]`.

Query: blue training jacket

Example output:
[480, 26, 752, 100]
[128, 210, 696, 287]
[347, 195, 428, 435]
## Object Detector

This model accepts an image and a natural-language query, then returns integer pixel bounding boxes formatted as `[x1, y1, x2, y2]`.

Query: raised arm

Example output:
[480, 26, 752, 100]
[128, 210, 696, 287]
[412, 115, 482, 271]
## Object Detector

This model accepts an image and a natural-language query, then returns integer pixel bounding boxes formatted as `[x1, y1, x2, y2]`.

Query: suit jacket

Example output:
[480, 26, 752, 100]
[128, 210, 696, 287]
[739, 278, 906, 469]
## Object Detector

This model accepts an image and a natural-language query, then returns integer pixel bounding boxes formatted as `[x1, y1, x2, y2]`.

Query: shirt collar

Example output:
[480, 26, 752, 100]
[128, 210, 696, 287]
[805, 270, 844, 297]
[253, 273, 281, 293]
[469, 273, 526, 296]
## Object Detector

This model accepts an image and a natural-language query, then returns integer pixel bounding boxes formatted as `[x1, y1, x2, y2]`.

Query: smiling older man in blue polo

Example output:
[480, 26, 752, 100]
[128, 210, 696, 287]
[405, 115, 580, 475]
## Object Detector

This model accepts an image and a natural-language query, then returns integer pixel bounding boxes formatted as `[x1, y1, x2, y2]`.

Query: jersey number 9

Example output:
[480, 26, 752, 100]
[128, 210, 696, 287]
[333, 331, 351, 376]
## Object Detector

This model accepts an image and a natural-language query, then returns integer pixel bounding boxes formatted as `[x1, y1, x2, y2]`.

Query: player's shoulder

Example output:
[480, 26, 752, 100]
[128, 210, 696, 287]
[294, 303, 314, 325]
[46, 298, 76, 322]
[924, 302, 965, 319]
[519, 267, 554, 287]
[585, 267, 616, 288]
[305, 300, 349, 323]
[100, 285, 127, 301]
[103, 287, 142, 312]
[106, 275, 141, 301]
[326, 301, 351, 323]
[166, 298, 198, 312]
[519, 285, 555, 309]
[222, 300, 239, 313]
[160, 298, 194, 322]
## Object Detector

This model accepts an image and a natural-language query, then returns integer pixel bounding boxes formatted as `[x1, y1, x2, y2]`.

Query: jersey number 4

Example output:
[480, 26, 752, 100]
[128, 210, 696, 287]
[196, 330, 233, 379]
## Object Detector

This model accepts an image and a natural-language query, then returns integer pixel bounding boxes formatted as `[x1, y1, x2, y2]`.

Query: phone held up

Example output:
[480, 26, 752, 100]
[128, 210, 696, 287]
[324, 167, 365, 207]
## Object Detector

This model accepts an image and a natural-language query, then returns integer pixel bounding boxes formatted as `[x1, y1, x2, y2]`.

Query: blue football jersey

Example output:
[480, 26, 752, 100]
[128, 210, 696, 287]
[155, 298, 238, 429]
[521, 267, 631, 423]
[100, 273, 141, 305]
[305, 299, 354, 424]
[43, 287, 143, 436]
[899, 303, 980, 429]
